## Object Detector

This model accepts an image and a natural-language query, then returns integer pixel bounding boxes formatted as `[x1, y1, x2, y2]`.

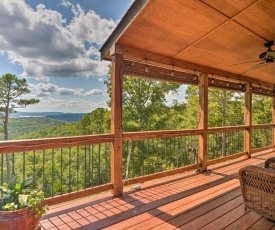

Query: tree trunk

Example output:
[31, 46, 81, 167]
[4, 108, 11, 182]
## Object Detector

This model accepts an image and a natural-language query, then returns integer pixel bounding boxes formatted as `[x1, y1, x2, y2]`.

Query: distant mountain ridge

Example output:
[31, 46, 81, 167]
[10, 112, 86, 122]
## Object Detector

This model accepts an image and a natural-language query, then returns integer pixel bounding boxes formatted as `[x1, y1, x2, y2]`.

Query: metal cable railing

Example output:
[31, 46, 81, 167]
[0, 143, 111, 198]
[252, 127, 273, 150]
[123, 135, 199, 180]
[208, 130, 244, 160]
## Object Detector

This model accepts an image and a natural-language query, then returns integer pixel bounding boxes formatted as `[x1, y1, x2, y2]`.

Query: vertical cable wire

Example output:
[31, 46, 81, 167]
[147, 139, 149, 174]
[104, 143, 108, 184]
[179, 136, 182, 164]
[98, 144, 101, 185]
[51, 149, 54, 197]
[91, 145, 94, 187]
[175, 137, 177, 168]
[132, 141, 135, 178]
[156, 139, 159, 173]
[142, 140, 145, 176]
[138, 140, 141, 176]
[84, 146, 87, 188]
[33, 151, 36, 189]
[12, 153, 15, 176]
[1, 154, 3, 189]
[77, 146, 79, 191]
[88, 145, 91, 187]
[60, 148, 63, 195]
[23, 152, 26, 181]
[169, 138, 172, 170]
[165, 138, 167, 170]
[69, 147, 71, 192]
[42, 150, 45, 194]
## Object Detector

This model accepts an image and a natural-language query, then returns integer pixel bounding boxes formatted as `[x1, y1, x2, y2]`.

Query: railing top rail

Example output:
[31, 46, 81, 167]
[1, 123, 274, 154]
[0, 134, 114, 154]
[251, 123, 275, 129]
[207, 125, 249, 134]
[123, 129, 204, 141]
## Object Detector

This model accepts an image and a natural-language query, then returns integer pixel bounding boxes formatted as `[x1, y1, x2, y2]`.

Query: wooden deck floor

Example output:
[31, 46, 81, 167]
[40, 150, 275, 230]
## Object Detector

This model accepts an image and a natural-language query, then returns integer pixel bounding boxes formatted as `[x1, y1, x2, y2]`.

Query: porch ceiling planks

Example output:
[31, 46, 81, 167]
[100, 0, 275, 85]
[117, 0, 228, 57]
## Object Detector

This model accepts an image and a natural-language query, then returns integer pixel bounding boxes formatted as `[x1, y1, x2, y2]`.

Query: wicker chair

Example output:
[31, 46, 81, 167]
[264, 157, 275, 169]
[239, 158, 275, 221]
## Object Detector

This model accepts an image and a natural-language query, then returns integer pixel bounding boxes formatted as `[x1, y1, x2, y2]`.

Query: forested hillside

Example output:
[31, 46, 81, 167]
[0, 118, 67, 140]
[10, 112, 86, 122]
[20, 108, 110, 139]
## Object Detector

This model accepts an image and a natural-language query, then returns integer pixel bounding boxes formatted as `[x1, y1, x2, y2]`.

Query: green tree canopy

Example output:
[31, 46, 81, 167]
[104, 68, 181, 131]
[252, 94, 272, 125]
[77, 108, 110, 135]
[0, 73, 39, 181]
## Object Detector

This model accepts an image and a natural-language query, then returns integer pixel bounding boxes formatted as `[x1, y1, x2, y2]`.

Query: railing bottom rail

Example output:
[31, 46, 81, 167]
[123, 163, 201, 186]
[44, 183, 113, 206]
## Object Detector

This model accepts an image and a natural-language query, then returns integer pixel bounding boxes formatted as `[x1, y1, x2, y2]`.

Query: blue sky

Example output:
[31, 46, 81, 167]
[0, 0, 134, 113]
[0, 0, 185, 113]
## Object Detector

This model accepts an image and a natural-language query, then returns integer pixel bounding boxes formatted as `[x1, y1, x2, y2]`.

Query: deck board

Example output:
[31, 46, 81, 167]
[40, 149, 275, 230]
[248, 217, 275, 230]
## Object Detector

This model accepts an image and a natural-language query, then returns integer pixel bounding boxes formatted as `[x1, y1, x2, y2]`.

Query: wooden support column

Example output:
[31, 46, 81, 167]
[273, 95, 275, 147]
[111, 53, 123, 195]
[244, 82, 252, 158]
[198, 73, 208, 171]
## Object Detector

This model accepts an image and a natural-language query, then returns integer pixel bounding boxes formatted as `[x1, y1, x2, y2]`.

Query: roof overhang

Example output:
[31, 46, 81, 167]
[100, 0, 275, 87]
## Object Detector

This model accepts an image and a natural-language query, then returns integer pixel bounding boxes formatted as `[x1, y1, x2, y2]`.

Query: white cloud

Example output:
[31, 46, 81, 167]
[68, 4, 116, 45]
[84, 89, 103, 96]
[0, 0, 115, 80]
[23, 97, 107, 113]
[29, 83, 84, 96]
[60, 0, 73, 8]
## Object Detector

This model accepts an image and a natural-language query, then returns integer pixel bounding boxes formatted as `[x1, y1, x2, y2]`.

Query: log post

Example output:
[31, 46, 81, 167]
[198, 73, 208, 171]
[244, 82, 252, 158]
[111, 53, 123, 195]
[273, 94, 275, 147]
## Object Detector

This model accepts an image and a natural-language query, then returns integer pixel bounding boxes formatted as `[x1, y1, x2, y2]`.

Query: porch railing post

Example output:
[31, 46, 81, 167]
[244, 82, 252, 158]
[273, 95, 275, 147]
[198, 73, 208, 171]
[111, 53, 123, 195]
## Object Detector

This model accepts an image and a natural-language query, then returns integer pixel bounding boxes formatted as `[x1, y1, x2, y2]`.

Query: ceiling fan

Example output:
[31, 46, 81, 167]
[231, 40, 275, 74]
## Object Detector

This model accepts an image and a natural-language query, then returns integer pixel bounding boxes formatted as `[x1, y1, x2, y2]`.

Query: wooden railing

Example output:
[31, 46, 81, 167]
[0, 134, 114, 206]
[0, 124, 274, 206]
[122, 130, 201, 186]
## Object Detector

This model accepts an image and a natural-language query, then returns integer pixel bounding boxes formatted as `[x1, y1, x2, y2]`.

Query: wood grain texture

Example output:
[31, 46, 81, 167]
[40, 149, 275, 230]
[245, 82, 252, 158]
[111, 53, 124, 195]
[198, 73, 209, 171]
[0, 134, 114, 154]
[103, 0, 275, 84]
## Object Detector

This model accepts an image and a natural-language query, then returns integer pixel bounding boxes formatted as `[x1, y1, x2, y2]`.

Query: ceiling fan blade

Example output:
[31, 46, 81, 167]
[228, 60, 261, 66]
[266, 51, 275, 58]
[242, 62, 269, 74]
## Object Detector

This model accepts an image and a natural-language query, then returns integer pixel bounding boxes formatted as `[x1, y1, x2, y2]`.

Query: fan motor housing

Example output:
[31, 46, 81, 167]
[259, 51, 267, 60]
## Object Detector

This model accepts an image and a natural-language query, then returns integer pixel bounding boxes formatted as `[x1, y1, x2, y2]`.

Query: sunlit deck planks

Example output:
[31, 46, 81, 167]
[40, 149, 275, 230]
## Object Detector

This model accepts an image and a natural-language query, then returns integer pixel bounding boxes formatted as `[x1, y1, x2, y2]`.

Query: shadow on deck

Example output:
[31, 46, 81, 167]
[40, 149, 275, 230]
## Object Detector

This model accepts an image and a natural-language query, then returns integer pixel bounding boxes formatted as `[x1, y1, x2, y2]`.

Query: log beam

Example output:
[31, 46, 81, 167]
[115, 44, 274, 88]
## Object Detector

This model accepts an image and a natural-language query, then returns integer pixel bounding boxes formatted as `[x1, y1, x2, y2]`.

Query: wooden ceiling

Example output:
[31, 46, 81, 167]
[100, 0, 275, 86]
